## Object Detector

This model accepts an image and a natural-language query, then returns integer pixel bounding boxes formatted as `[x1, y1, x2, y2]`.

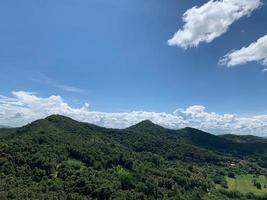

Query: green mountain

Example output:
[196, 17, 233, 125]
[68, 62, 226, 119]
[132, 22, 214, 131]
[1, 115, 267, 200]
[0, 127, 17, 137]
[220, 134, 267, 144]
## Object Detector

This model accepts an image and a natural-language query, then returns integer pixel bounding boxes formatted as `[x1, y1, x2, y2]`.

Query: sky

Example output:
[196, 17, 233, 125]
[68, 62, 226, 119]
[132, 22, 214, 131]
[0, 0, 267, 135]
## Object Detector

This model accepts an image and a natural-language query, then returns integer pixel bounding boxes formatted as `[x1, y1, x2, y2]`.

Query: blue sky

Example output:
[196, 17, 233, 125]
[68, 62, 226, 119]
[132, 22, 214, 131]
[0, 0, 267, 135]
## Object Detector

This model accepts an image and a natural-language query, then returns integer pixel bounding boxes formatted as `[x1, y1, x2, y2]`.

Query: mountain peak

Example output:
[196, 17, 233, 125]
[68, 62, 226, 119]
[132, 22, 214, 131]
[137, 119, 154, 125]
[23, 115, 80, 131]
[127, 120, 165, 132]
[45, 114, 71, 121]
[44, 114, 81, 124]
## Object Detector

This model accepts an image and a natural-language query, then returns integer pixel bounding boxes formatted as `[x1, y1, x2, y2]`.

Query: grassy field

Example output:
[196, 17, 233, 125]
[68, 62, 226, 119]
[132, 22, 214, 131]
[225, 175, 267, 195]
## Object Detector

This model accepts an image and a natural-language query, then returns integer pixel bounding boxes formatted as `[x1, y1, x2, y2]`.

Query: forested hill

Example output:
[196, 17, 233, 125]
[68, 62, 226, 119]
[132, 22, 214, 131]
[1, 115, 267, 200]
[220, 134, 267, 144]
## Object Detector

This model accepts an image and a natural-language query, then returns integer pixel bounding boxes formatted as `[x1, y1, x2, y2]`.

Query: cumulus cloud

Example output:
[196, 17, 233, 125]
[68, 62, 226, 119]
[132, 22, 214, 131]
[174, 105, 267, 135]
[220, 34, 267, 68]
[0, 91, 267, 136]
[168, 0, 262, 49]
[0, 91, 184, 129]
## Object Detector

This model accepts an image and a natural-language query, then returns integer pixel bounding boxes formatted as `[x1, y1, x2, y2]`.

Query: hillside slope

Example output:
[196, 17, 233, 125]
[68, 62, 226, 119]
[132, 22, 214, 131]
[1, 115, 267, 200]
[220, 134, 267, 143]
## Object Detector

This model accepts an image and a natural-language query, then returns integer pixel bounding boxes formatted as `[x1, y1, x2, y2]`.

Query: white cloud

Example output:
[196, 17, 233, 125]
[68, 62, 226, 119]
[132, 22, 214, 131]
[174, 105, 267, 135]
[168, 0, 262, 49]
[0, 91, 267, 136]
[220, 35, 267, 68]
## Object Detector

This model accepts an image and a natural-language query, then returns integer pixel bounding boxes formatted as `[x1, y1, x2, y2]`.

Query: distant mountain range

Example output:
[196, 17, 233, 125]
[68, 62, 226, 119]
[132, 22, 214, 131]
[0, 125, 10, 128]
[1, 115, 267, 199]
[220, 134, 267, 143]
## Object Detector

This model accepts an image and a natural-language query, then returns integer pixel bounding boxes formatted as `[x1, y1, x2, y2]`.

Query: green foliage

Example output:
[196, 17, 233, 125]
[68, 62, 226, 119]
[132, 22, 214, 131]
[228, 172, 236, 179]
[1, 115, 267, 199]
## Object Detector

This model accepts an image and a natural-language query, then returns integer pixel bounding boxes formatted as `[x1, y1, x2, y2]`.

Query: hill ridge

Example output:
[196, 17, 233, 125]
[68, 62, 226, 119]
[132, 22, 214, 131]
[1, 114, 267, 199]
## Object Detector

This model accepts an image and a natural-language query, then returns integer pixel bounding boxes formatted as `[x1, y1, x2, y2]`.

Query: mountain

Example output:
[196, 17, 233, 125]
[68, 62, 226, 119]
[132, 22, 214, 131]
[0, 126, 17, 137]
[178, 128, 267, 156]
[220, 134, 267, 143]
[127, 120, 166, 132]
[1, 115, 267, 200]
[0, 125, 10, 128]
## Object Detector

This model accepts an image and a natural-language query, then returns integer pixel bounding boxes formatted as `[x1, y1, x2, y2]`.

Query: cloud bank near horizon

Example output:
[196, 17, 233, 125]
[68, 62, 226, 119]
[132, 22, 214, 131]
[0, 91, 267, 136]
[168, 0, 262, 49]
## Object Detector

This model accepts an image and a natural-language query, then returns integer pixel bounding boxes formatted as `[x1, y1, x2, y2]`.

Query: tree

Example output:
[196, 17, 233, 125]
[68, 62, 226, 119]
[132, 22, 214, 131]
[228, 172, 235, 179]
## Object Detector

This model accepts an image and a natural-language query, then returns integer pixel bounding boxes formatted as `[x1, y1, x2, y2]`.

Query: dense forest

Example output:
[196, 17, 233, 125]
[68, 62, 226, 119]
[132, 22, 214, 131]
[1, 115, 267, 199]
